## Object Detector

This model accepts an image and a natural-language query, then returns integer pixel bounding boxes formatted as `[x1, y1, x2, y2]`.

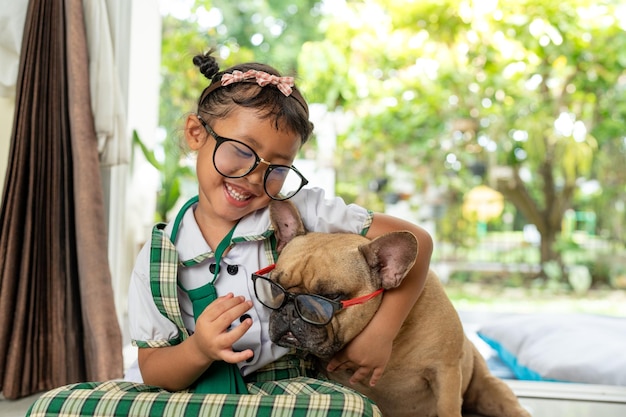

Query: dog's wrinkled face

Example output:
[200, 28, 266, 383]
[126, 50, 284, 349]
[268, 233, 383, 357]
[267, 201, 418, 358]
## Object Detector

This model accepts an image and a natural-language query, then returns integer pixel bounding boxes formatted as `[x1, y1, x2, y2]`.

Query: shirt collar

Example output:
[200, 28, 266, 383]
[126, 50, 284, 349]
[171, 204, 274, 261]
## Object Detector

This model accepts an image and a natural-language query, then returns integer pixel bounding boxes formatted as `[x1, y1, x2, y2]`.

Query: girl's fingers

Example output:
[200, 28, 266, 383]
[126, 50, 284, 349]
[222, 314, 252, 344]
[348, 365, 372, 386]
[209, 308, 253, 362]
[219, 315, 254, 363]
[191, 293, 256, 363]
[201, 294, 252, 324]
[221, 348, 254, 364]
[326, 353, 348, 372]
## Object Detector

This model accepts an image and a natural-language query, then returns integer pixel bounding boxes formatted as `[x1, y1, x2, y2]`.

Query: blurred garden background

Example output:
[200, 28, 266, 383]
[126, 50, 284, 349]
[143, 0, 626, 316]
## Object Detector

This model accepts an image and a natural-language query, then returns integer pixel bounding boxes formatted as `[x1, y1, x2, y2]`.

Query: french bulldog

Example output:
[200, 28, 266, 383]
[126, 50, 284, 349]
[266, 200, 531, 417]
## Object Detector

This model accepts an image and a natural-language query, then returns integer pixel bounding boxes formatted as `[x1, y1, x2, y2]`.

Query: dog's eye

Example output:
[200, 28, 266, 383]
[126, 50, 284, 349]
[323, 293, 343, 302]
[312, 283, 344, 302]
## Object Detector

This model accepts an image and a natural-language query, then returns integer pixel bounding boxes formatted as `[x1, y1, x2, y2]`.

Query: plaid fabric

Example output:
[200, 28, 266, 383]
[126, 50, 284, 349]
[26, 379, 381, 417]
[26, 357, 381, 417]
[360, 211, 374, 236]
[142, 223, 189, 348]
[245, 354, 318, 383]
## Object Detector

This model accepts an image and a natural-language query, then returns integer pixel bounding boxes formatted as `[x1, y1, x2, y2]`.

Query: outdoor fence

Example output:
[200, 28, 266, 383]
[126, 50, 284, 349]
[431, 229, 625, 288]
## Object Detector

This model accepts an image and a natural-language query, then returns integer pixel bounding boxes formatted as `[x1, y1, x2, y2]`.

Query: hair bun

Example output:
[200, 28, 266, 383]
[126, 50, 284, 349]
[193, 51, 220, 80]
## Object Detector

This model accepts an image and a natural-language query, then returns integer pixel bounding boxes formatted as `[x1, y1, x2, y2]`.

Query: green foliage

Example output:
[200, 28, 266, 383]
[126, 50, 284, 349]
[156, 0, 626, 281]
[297, 0, 626, 273]
[191, 0, 325, 73]
[155, 0, 327, 218]
[133, 130, 195, 222]
[297, 40, 354, 106]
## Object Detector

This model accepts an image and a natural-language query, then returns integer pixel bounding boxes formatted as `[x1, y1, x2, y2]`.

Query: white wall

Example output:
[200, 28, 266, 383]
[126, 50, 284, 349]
[0, 97, 13, 196]
[103, 0, 161, 337]
[0, 0, 27, 197]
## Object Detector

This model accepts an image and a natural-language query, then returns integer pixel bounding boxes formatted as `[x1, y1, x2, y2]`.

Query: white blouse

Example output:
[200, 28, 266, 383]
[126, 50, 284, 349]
[126, 187, 372, 379]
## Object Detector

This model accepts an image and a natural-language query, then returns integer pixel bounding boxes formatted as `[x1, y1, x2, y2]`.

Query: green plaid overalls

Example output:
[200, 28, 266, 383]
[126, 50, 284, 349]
[26, 196, 382, 416]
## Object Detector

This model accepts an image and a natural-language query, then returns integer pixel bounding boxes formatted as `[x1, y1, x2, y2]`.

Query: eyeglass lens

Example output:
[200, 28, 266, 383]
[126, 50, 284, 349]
[253, 274, 286, 309]
[295, 295, 335, 324]
[253, 276, 335, 325]
[213, 138, 307, 200]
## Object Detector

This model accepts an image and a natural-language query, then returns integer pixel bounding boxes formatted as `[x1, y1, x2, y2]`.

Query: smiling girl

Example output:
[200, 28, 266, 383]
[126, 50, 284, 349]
[28, 50, 433, 417]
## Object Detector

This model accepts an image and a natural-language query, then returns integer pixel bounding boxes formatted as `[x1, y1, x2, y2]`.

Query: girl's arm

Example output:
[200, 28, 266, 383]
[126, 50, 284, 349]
[326, 213, 433, 386]
[138, 294, 254, 391]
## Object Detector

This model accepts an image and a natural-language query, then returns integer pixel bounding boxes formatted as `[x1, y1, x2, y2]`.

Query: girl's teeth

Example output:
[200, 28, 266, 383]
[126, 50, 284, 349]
[226, 184, 251, 201]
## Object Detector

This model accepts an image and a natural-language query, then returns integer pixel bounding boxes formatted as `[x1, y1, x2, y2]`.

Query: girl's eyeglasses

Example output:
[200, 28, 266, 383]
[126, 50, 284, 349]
[251, 264, 384, 326]
[198, 116, 308, 201]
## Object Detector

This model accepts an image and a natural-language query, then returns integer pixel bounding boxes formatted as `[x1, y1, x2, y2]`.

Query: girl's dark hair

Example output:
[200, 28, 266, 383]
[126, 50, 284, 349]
[193, 50, 314, 145]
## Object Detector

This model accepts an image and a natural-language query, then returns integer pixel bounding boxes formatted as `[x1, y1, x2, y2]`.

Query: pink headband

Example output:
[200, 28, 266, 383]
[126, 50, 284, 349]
[221, 69, 294, 96]
[198, 68, 308, 113]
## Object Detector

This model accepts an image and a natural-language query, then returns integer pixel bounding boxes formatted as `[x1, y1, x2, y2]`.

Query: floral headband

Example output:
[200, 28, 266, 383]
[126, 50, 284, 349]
[199, 69, 308, 112]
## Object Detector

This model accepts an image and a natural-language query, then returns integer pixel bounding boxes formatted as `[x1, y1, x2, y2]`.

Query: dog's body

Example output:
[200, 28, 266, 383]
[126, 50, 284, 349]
[267, 201, 530, 417]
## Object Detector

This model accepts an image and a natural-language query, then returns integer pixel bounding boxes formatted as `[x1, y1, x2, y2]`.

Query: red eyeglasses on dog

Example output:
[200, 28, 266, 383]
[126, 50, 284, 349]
[251, 264, 384, 326]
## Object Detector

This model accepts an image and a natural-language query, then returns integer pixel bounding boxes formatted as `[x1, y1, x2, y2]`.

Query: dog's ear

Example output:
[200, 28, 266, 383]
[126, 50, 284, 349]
[269, 200, 306, 253]
[358, 231, 418, 289]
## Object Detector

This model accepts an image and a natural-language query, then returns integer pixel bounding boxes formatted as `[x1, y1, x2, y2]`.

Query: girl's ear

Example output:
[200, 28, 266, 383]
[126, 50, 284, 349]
[185, 114, 207, 150]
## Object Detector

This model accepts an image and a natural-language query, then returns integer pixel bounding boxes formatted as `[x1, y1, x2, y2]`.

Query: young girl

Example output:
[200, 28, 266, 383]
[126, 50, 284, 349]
[29, 52, 432, 417]
[28, 50, 433, 417]
[130, 49, 432, 405]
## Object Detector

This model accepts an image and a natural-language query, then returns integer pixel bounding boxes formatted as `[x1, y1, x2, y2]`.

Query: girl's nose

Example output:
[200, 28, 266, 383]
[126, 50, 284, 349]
[245, 162, 268, 185]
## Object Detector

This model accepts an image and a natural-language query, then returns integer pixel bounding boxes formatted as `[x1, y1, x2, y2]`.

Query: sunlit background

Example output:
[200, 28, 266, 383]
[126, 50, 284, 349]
[131, 0, 626, 317]
[0, 0, 625, 410]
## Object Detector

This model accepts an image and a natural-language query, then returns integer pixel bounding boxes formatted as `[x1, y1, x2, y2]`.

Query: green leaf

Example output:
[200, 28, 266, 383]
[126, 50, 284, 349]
[132, 130, 163, 171]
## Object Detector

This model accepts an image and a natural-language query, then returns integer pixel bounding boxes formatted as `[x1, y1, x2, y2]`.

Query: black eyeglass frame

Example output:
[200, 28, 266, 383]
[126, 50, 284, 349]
[197, 115, 309, 201]
[251, 264, 384, 326]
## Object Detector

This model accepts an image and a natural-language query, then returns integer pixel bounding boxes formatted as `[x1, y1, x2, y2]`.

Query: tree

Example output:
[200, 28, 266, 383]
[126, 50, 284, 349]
[161, 0, 325, 134]
[156, 0, 626, 278]
[298, 0, 626, 277]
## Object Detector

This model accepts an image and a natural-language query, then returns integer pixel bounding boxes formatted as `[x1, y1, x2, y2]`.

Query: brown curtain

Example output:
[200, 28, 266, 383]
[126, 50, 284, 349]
[0, 0, 123, 400]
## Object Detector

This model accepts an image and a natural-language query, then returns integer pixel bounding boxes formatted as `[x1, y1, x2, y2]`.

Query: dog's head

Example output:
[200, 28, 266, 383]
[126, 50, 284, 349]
[264, 200, 418, 358]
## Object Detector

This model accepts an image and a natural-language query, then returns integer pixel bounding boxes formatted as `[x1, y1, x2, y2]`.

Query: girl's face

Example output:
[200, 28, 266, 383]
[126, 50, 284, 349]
[186, 106, 302, 228]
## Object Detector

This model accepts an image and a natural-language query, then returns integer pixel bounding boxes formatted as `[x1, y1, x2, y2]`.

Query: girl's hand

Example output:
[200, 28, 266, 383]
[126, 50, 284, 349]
[137, 293, 254, 391]
[327, 212, 432, 388]
[191, 293, 255, 364]
[326, 323, 392, 387]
